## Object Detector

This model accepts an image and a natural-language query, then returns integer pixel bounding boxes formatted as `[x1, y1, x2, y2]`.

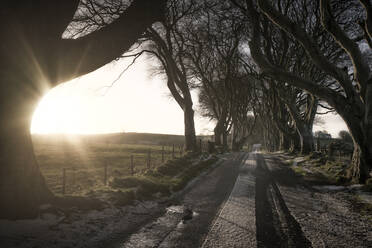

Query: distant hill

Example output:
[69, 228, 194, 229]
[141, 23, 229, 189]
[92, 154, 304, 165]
[32, 132, 189, 146]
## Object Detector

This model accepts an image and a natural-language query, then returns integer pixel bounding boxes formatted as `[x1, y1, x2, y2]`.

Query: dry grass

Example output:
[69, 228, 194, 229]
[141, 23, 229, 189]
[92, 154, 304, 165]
[33, 135, 185, 196]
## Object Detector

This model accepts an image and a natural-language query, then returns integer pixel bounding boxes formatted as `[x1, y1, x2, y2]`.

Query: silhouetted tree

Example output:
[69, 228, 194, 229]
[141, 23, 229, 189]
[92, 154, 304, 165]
[142, 0, 200, 152]
[0, 0, 165, 219]
[315, 130, 332, 139]
[339, 130, 353, 143]
[186, 2, 248, 149]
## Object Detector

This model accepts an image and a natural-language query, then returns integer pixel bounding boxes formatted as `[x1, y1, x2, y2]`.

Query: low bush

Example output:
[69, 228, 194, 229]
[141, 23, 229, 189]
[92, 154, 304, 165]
[110, 176, 171, 199]
[155, 157, 190, 177]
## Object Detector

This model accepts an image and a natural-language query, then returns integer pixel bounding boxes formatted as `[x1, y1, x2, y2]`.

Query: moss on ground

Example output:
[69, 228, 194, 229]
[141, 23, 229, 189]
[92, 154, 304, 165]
[281, 152, 372, 222]
[316, 160, 348, 184]
[109, 155, 218, 201]
[287, 152, 352, 185]
[291, 166, 307, 177]
[110, 189, 136, 206]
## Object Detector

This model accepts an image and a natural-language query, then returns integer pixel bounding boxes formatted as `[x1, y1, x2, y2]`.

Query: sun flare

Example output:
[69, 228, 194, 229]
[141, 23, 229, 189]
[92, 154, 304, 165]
[31, 87, 85, 134]
[30, 58, 194, 135]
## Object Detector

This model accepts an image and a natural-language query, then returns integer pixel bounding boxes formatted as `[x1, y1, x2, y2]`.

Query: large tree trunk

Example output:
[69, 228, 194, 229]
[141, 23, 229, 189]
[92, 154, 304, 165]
[232, 137, 247, 151]
[361, 83, 372, 180]
[279, 131, 290, 151]
[0, 0, 165, 219]
[0, 85, 52, 219]
[289, 133, 301, 153]
[214, 122, 223, 146]
[343, 112, 372, 183]
[297, 125, 314, 155]
[231, 126, 238, 152]
[348, 141, 371, 183]
[222, 131, 228, 150]
[183, 104, 197, 152]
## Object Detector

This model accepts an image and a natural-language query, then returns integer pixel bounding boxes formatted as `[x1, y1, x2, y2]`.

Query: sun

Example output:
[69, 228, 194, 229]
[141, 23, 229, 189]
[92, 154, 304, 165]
[30, 57, 201, 136]
[31, 86, 84, 134]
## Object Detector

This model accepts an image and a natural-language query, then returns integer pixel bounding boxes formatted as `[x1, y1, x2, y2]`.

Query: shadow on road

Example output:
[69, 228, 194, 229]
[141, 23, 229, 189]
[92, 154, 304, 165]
[254, 154, 312, 248]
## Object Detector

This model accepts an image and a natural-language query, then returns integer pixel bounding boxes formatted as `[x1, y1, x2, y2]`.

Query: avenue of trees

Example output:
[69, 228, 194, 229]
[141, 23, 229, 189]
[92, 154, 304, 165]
[0, 0, 370, 219]
[231, 0, 371, 183]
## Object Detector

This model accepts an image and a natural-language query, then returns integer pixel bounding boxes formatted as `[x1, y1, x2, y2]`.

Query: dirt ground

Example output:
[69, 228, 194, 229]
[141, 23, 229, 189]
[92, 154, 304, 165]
[264, 153, 372, 247]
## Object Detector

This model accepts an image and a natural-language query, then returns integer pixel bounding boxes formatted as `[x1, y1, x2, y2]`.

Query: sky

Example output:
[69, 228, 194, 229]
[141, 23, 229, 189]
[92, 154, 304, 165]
[31, 56, 348, 138]
[31, 56, 214, 136]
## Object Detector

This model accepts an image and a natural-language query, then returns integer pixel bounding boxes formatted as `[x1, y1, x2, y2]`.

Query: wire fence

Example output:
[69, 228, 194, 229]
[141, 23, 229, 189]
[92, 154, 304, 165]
[59, 144, 186, 195]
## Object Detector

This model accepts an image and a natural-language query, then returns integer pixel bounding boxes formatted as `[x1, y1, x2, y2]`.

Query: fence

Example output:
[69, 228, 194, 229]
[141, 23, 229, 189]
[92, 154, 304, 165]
[315, 138, 353, 162]
[57, 143, 185, 195]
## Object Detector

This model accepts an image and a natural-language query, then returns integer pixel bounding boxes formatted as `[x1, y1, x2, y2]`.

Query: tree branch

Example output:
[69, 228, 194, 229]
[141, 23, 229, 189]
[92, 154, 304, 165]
[320, 0, 371, 99]
[256, 0, 356, 100]
[51, 0, 166, 85]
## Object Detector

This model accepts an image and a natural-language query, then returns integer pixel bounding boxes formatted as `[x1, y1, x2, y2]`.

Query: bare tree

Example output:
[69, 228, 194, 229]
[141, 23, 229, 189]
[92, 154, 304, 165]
[259, 80, 300, 152]
[230, 76, 257, 151]
[142, 0, 200, 152]
[186, 3, 249, 149]
[232, 0, 372, 182]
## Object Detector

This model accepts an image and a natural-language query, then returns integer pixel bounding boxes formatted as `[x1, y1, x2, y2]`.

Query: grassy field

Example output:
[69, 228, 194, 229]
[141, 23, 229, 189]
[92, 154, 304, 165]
[32, 133, 186, 196]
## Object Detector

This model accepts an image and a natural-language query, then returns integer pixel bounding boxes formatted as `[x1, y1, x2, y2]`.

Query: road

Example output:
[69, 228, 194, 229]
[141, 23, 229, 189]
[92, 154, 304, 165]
[111, 152, 372, 248]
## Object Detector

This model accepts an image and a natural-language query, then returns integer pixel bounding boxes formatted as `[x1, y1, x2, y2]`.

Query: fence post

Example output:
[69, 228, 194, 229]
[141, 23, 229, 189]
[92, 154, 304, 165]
[104, 163, 108, 185]
[172, 144, 175, 159]
[72, 168, 76, 186]
[149, 149, 152, 168]
[131, 155, 134, 175]
[179, 145, 182, 157]
[200, 139, 202, 152]
[162, 145, 164, 163]
[62, 168, 66, 195]
[338, 150, 341, 161]
[147, 149, 151, 169]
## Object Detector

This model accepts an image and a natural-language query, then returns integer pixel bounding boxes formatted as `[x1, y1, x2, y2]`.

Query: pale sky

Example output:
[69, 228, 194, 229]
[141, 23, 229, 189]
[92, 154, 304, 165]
[313, 112, 348, 138]
[31, 56, 214, 136]
[31, 56, 347, 138]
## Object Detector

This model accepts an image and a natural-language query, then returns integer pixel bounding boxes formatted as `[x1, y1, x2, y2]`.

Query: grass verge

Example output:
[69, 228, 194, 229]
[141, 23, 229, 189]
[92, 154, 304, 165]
[109, 154, 218, 203]
[285, 152, 352, 186]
